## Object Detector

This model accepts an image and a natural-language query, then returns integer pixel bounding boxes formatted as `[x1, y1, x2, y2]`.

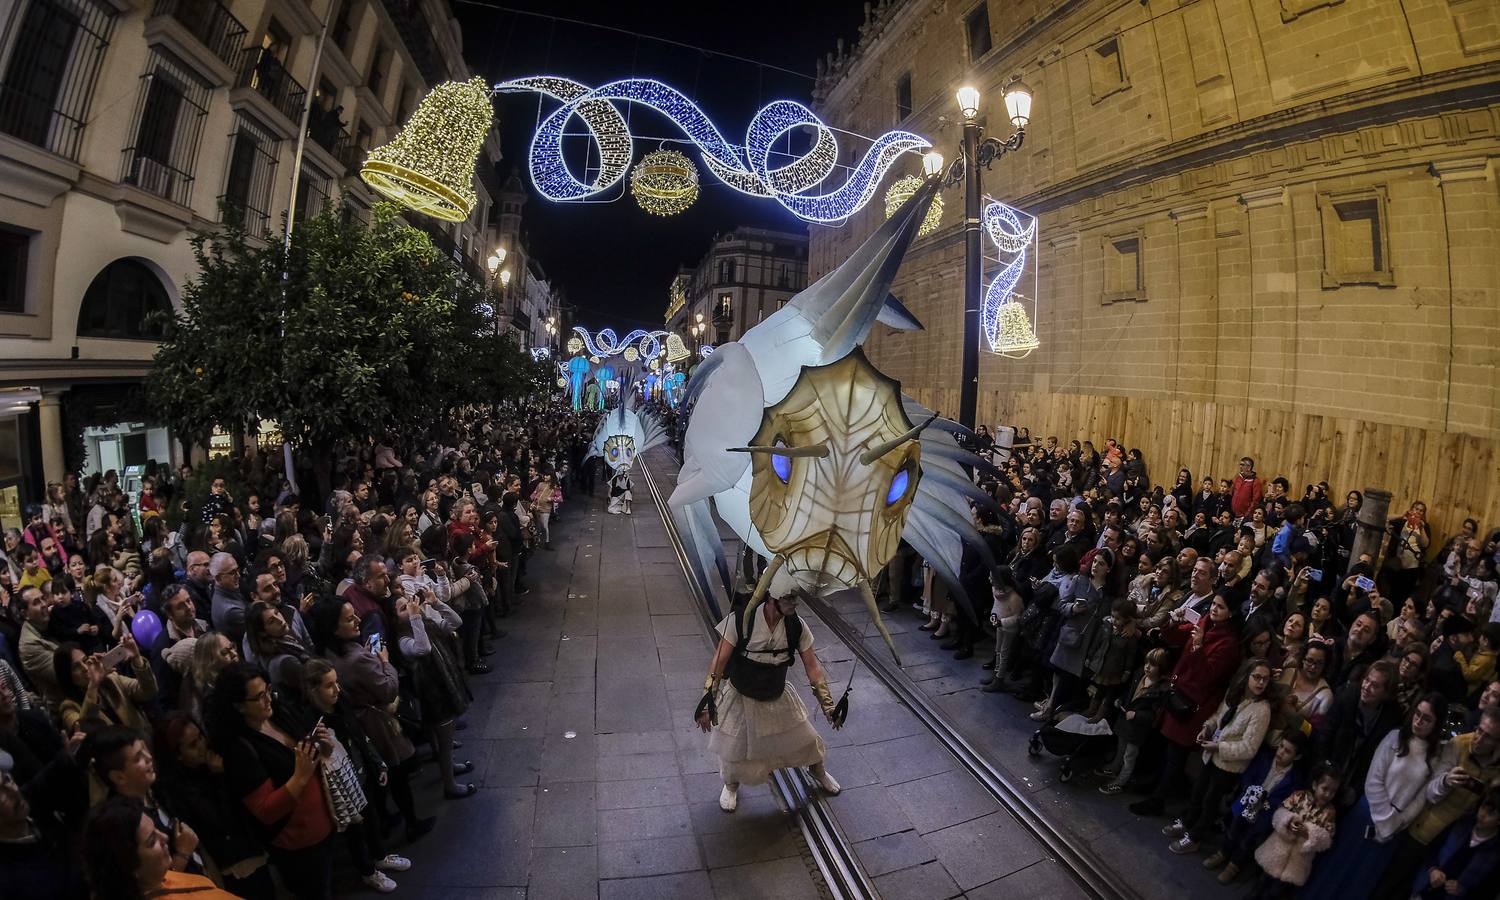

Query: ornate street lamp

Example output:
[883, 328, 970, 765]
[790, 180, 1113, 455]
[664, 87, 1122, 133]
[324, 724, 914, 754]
[938, 77, 1033, 430]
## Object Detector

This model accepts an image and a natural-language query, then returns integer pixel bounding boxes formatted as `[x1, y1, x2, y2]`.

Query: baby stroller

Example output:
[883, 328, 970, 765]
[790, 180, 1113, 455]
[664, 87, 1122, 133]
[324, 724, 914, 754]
[1026, 713, 1117, 783]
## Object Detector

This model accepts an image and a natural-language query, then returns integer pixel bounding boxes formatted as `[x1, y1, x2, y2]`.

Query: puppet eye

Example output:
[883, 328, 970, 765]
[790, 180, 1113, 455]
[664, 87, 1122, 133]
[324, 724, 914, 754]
[771, 439, 792, 484]
[886, 467, 911, 506]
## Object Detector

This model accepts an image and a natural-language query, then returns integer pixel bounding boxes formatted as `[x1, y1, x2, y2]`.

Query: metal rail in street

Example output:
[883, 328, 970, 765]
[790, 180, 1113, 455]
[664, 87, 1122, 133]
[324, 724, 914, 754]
[801, 593, 1133, 900]
[636, 453, 878, 900]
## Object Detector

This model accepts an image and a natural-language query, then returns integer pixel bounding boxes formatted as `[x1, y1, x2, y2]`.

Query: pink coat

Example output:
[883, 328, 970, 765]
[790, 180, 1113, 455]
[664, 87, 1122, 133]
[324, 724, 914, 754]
[1253, 792, 1334, 887]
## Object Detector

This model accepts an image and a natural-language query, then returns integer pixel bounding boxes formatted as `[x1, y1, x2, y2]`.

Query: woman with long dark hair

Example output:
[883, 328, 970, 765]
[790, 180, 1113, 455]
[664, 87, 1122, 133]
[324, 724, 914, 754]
[203, 662, 334, 900]
[1164, 657, 1276, 854]
[1299, 692, 1449, 899]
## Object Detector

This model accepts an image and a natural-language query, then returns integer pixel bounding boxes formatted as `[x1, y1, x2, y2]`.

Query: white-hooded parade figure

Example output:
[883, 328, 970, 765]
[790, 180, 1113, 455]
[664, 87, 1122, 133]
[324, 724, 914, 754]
[695, 568, 841, 812]
[585, 393, 666, 516]
[677, 175, 998, 811]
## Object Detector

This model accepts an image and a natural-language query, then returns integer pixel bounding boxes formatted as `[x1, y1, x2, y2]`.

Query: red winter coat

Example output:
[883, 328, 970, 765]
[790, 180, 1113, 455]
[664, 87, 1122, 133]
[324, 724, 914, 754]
[1230, 474, 1264, 519]
[1160, 619, 1243, 746]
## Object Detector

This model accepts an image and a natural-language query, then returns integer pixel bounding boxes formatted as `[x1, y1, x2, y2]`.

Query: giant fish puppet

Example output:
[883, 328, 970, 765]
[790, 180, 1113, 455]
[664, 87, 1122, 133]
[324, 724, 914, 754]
[667, 176, 996, 662]
[585, 389, 669, 475]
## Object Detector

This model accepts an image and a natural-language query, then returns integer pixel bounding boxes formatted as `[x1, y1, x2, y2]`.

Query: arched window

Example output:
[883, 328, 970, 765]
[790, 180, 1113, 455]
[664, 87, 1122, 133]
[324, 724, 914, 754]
[77, 259, 171, 340]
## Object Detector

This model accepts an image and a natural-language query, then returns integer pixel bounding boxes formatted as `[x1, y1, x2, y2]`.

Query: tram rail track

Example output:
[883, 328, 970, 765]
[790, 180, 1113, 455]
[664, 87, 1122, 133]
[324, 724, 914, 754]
[637, 452, 876, 900]
[637, 448, 1128, 899]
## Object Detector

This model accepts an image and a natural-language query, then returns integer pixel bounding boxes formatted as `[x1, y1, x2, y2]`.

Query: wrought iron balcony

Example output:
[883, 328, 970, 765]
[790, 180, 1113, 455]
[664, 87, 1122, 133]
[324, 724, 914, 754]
[236, 47, 305, 125]
[152, 0, 246, 71]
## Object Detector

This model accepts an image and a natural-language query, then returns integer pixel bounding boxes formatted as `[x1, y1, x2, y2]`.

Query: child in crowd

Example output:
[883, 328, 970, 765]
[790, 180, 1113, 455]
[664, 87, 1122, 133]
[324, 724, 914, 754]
[1454, 623, 1500, 699]
[1097, 647, 1169, 795]
[1412, 788, 1500, 900]
[1250, 765, 1341, 899]
[1203, 731, 1307, 884]
[1084, 598, 1141, 721]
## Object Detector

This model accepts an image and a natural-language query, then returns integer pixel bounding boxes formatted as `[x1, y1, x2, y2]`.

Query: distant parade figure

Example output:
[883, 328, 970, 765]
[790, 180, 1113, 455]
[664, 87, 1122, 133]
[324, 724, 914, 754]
[607, 469, 633, 515]
[695, 570, 843, 812]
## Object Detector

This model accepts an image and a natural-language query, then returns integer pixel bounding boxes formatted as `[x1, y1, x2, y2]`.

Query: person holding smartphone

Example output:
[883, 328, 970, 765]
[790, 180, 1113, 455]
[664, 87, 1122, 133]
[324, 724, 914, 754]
[53, 629, 156, 738]
[205, 662, 335, 899]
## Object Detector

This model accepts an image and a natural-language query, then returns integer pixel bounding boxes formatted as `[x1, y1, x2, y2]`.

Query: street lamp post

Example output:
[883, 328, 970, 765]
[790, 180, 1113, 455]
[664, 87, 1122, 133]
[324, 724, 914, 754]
[692, 312, 705, 353]
[941, 79, 1032, 431]
[486, 246, 510, 338]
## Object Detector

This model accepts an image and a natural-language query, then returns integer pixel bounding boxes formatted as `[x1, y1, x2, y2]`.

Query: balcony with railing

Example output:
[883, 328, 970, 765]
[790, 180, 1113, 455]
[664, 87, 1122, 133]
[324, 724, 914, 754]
[0, 0, 116, 161]
[146, 0, 246, 83]
[306, 107, 362, 176]
[235, 47, 305, 128]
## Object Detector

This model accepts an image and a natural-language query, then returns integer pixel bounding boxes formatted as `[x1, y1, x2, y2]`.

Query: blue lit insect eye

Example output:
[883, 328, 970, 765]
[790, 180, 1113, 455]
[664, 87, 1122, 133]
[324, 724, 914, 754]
[771, 439, 792, 483]
[886, 468, 911, 506]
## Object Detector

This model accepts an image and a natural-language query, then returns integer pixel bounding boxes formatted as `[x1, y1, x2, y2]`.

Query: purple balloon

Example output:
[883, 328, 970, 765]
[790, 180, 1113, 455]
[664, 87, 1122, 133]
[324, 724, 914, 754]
[131, 609, 163, 649]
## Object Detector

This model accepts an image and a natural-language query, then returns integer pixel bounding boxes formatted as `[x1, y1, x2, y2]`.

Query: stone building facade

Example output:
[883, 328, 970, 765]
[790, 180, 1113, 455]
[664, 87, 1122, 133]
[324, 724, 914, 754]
[810, 0, 1500, 536]
[0, 0, 503, 522]
[667, 226, 809, 348]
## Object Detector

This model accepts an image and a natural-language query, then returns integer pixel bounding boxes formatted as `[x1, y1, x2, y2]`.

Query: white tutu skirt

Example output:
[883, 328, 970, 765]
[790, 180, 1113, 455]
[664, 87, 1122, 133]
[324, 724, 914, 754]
[707, 679, 827, 786]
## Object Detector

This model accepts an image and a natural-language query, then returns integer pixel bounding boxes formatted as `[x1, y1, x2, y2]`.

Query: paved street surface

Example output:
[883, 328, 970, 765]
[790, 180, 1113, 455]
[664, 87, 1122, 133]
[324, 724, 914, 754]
[387, 447, 1099, 898]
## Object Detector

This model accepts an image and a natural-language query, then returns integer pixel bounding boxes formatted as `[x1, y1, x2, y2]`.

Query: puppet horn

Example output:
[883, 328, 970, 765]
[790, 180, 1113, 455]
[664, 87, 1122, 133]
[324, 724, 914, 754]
[727, 444, 830, 459]
[858, 413, 939, 465]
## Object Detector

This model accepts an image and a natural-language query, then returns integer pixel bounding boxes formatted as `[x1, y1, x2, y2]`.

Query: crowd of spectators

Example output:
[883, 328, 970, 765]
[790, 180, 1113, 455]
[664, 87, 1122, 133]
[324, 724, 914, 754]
[0, 404, 599, 899]
[884, 428, 1500, 899]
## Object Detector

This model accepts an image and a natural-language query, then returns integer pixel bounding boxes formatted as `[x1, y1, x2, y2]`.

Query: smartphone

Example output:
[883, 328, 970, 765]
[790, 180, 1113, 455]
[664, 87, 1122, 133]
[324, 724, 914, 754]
[1304, 568, 1323, 583]
[420, 557, 435, 568]
[97, 643, 130, 670]
[322, 515, 332, 529]
[308, 715, 324, 739]
[1354, 575, 1376, 592]
[366, 632, 383, 654]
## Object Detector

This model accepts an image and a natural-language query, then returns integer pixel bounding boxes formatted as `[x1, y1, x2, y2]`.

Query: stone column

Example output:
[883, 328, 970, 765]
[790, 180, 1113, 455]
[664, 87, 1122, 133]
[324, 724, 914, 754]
[1431, 157, 1497, 435]
[37, 388, 66, 486]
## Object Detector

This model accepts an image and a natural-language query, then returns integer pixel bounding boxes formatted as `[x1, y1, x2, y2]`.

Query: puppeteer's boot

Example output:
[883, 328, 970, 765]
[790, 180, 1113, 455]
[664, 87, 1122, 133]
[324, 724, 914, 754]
[719, 783, 739, 813]
[809, 764, 841, 796]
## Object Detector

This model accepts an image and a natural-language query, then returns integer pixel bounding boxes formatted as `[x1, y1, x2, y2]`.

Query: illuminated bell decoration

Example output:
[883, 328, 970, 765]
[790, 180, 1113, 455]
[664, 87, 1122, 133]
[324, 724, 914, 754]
[631, 149, 699, 216]
[623, 346, 640, 362]
[566, 336, 584, 354]
[993, 299, 1040, 358]
[665, 333, 690, 363]
[361, 77, 493, 222]
[883, 176, 942, 236]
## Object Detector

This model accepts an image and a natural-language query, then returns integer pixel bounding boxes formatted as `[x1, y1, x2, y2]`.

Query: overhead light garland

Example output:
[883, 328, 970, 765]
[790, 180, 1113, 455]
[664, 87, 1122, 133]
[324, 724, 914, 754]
[494, 76, 929, 223]
[631, 149, 699, 216]
[361, 77, 493, 222]
[883, 176, 942, 236]
[980, 199, 1039, 355]
[573, 326, 669, 360]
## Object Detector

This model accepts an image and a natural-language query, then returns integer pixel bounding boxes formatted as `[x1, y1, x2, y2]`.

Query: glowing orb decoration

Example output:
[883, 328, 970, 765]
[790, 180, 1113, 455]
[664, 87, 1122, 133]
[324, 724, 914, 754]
[567, 336, 584, 354]
[650, 357, 661, 371]
[361, 77, 493, 222]
[623, 346, 640, 362]
[556, 376, 568, 387]
[700, 344, 714, 358]
[630, 149, 699, 216]
[493, 76, 930, 224]
[884, 176, 942, 236]
[589, 355, 601, 364]
[980, 200, 1039, 354]
[993, 298, 1039, 358]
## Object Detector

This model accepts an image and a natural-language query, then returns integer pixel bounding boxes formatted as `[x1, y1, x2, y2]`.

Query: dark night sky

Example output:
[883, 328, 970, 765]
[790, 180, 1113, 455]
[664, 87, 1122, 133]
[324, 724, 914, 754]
[450, 0, 869, 333]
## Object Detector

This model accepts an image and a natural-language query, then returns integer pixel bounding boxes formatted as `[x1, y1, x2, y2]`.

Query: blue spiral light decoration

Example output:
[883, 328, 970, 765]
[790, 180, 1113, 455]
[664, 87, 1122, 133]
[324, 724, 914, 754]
[573, 326, 670, 361]
[494, 76, 930, 224]
[980, 200, 1038, 353]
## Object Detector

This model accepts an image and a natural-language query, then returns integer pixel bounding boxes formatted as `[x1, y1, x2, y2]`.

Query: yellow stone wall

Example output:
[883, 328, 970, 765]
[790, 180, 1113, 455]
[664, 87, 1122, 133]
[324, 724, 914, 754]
[810, 0, 1500, 534]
